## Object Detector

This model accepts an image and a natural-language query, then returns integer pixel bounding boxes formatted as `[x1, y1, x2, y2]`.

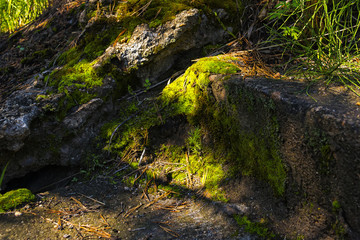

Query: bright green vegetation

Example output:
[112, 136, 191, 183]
[268, 0, 360, 94]
[0, 0, 49, 33]
[0, 188, 35, 212]
[234, 215, 276, 239]
[51, 60, 102, 92]
[161, 55, 240, 115]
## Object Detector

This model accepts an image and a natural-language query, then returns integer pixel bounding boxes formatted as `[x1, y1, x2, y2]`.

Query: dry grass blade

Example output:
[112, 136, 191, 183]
[78, 193, 106, 206]
[124, 203, 144, 218]
[153, 220, 172, 226]
[157, 202, 188, 212]
[131, 0, 153, 17]
[80, 225, 112, 239]
[144, 191, 171, 209]
[113, 28, 127, 47]
[57, 215, 63, 230]
[124, 165, 148, 178]
[133, 166, 148, 184]
[141, 188, 151, 202]
[70, 197, 88, 210]
[100, 214, 109, 226]
[141, 177, 154, 201]
[159, 224, 180, 238]
[185, 152, 193, 188]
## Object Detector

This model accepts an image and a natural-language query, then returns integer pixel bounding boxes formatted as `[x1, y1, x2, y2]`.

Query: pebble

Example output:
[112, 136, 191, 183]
[63, 234, 71, 238]
[14, 211, 22, 217]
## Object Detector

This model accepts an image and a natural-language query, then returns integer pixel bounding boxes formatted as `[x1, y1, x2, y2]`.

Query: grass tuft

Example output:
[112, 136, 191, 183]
[0, 0, 50, 33]
[268, 0, 360, 94]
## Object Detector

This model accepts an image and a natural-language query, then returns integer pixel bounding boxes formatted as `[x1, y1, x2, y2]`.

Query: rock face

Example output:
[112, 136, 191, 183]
[0, 89, 40, 152]
[97, 9, 230, 83]
[210, 75, 360, 236]
[0, 9, 230, 186]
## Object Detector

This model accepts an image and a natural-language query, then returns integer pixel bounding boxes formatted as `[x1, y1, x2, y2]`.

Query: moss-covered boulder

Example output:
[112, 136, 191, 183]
[0, 188, 35, 212]
[103, 51, 360, 238]
[0, 1, 240, 188]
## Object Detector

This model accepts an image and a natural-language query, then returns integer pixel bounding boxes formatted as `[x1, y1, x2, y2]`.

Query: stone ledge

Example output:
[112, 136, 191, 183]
[221, 76, 360, 233]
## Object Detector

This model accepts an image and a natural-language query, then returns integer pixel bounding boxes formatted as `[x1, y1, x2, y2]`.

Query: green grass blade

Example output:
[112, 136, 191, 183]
[0, 161, 10, 191]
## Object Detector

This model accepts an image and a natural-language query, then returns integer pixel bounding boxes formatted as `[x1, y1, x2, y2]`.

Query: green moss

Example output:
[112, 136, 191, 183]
[21, 48, 53, 65]
[332, 200, 341, 212]
[102, 54, 286, 199]
[161, 55, 286, 196]
[57, 47, 82, 67]
[161, 55, 240, 116]
[48, 59, 102, 118]
[0, 188, 35, 212]
[306, 129, 334, 175]
[36, 94, 50, 101]
[51, 60, 102, 91]
[234, 215, 276, 239]
[101, 102, 162, 155]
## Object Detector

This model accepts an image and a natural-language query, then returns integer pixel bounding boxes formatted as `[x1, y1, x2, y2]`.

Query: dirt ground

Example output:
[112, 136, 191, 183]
[0, 170, 253, 240]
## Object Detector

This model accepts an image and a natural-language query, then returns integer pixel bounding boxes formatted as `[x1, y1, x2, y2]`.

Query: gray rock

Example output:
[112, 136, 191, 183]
[96, 9, 229, 83]
[63, 98, 103, 130]
[0, 90, 41, 152]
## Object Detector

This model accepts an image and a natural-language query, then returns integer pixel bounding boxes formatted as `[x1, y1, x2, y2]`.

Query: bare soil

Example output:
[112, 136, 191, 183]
[0, 172, 253, 240]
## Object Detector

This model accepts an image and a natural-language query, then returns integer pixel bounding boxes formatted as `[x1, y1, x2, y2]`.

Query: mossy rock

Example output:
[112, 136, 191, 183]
[0, 188, 35, 212]
[161, 55, 286, 195]
[103, 54, 285, 201]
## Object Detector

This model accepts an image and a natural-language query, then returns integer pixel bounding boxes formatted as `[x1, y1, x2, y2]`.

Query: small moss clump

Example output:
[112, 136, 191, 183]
[161, 55, 240, 116]
[234, 215, 276, 239]
[0, 188, 35, 212]
[51, 60, 102, 92]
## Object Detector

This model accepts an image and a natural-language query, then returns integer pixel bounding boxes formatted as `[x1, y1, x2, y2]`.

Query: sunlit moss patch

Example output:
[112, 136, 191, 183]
[0, 188, 35, 212]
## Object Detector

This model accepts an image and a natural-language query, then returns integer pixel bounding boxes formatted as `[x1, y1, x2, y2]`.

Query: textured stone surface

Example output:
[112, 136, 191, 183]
[0, 81, 43, 152]
[211, 75, 360, 236]
[96, 9, 229, 83]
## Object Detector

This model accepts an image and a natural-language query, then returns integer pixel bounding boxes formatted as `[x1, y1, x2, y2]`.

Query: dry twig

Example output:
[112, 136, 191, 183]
[78, 193, 106, 206]
[144, 191, 171, 209]
[124, 203, 144, 218]
[70, 197, 88, 210]
[159, 224, 180, 238]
